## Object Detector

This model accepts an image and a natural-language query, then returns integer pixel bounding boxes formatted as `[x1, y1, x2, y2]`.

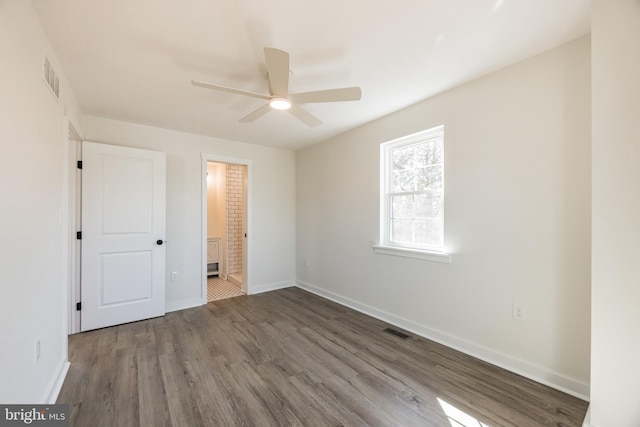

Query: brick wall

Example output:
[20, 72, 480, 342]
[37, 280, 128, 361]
[226, 164, 245, 275]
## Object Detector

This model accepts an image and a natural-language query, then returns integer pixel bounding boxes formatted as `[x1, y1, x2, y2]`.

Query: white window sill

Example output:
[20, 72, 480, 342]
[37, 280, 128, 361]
[372, 245, 451, 263]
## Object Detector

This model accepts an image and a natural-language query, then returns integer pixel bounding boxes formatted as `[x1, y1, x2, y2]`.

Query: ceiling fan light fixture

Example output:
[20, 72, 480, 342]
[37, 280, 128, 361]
[270, 97, 292, 110]
[192, 47, 361, 127]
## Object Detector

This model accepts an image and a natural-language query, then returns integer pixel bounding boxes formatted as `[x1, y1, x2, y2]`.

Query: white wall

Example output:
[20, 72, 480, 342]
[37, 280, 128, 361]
[296, 37, 591, 398]
[0, 1, 81, 403]
[590, 1, 640, 425]
[81, 116, 296, 310]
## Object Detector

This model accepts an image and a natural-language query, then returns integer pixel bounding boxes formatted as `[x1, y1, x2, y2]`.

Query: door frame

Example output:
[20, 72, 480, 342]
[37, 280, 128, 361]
[68, 138, 168, 333]
[66, 120, 82, 335]
[201, 153, 253, 304]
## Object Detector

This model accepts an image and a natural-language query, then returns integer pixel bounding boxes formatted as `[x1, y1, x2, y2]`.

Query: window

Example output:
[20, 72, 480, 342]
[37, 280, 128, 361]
[376, 125, 449, 262]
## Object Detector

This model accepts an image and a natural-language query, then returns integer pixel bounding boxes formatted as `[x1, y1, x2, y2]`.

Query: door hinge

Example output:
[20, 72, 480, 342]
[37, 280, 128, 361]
[77, 160, 83, 169]
[76, 231, 82, 240]
[76, 302, 81, 311]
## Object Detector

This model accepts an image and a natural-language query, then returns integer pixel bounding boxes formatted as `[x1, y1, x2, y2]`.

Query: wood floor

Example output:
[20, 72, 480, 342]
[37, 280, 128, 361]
[58, 287, 588, 426]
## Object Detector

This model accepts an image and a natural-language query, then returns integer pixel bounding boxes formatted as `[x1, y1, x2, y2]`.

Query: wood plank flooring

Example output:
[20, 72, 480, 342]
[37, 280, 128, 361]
[58, 287, 588, 426]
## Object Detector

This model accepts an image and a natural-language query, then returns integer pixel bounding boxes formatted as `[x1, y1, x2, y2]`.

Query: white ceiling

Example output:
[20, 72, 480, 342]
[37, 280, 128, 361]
[32, 0, 590, 151]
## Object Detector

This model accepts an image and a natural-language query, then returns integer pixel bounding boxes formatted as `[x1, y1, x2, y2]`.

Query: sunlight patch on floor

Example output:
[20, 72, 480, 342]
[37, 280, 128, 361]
[438, 398, 492, 427]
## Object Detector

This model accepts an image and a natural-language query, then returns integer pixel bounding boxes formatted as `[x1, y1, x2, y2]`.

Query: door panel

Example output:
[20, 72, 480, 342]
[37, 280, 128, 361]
[102, 156, 154, 233]
[81, 141, 166, 331]
[101, 251, 152, 305]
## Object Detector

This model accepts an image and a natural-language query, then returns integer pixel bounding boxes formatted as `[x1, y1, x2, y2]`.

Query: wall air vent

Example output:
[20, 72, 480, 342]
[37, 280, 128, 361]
[43, 55, 60, 100]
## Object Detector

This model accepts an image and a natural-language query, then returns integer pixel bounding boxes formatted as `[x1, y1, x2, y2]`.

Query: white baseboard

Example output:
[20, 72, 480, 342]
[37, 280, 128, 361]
[249, 280, 294, 295]
[296, 280, 590, 401]
[582, 406, 592, 427]
[42, 358, 70, 404]
[165, 297, 203, 313]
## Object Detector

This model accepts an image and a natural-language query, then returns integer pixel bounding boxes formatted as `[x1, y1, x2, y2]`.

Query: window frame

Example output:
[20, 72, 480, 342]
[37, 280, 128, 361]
[376, 125, 450, 263]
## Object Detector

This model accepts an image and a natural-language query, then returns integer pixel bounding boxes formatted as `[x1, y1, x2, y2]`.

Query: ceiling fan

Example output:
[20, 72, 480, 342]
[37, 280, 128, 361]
[191, 47, 362, 127]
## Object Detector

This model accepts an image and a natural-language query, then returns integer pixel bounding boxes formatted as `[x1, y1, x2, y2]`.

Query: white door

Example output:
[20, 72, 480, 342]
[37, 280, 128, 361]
[81, 141, 166, 331]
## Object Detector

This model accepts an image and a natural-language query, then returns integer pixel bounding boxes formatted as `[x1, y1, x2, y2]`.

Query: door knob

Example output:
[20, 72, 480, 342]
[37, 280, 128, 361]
[156, 239, 164, 245]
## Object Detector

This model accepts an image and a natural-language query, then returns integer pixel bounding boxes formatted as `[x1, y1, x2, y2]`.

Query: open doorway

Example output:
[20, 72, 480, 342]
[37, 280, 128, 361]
[204, 159, 248, 302]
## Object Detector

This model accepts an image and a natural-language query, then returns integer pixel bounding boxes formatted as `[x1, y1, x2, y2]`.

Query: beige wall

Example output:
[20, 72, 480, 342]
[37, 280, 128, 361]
[206, 162, 227, 239]
[296, 36, 591, 398]
[207, 162, 226, 275]
[590, 0, 640, 425]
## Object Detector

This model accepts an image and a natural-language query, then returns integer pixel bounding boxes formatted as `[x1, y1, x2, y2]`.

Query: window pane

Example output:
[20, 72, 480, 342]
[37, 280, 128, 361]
[413, 220, 428, 243]
[413, 219, 443, 246]
[414, 192, 442, 219]
[393, 218, 443, 247]
[392, 145, 414, 171]
[391, 219, 413, 243]
[416, 165, 443, 190]
[391, 195, 413, 219]
[392, 169, 415, 192]
[423, 219, 443, 246]
[432, 141, 443, 164]
[415, 139, 442, 168]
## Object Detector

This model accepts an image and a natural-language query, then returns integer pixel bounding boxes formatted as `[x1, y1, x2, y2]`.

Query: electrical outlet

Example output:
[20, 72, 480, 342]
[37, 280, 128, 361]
[170, 271, 179, 281]
[512, 303, 526, 321]
[35, 339, 41, 362]
[304, 258, 309, 267]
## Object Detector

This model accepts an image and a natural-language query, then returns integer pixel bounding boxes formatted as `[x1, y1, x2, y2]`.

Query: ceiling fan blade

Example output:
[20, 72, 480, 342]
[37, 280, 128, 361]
[239, 103, 272, 123]
[191, 80, 270, 100]
[289, 105, 322, 128]
[264, 48, 290, 97]
[290, 86, 362, 104]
